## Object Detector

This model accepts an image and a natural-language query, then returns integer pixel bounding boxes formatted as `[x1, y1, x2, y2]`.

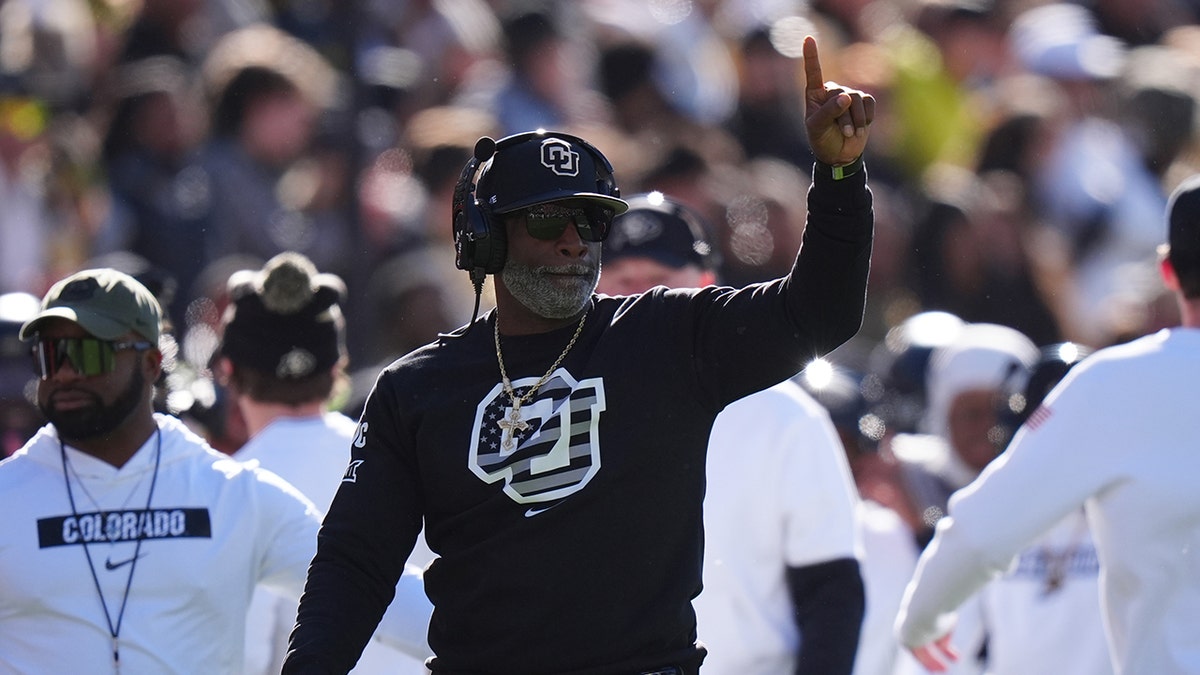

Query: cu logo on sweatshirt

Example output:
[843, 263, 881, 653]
[469, 370, 605, 509]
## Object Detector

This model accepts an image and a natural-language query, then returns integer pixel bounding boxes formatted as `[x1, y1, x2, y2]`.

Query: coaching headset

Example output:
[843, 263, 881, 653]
[451, 130, 629, 284]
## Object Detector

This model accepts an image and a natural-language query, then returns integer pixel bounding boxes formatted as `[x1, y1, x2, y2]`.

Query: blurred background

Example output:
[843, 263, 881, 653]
[2, 0, 1197, 456]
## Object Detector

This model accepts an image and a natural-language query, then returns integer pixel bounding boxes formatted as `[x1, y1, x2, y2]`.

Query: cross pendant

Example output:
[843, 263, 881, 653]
[498, 404, 530, 450]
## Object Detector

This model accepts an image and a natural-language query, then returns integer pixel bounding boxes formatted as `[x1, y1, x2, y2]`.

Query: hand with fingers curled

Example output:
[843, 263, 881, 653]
[908, 633, 960, 673]
[802, 35, 875, 168]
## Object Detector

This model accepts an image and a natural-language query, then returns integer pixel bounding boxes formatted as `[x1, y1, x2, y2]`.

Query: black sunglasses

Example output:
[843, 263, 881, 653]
[31, 336, 153, 380]
[521, 203, 613, 242]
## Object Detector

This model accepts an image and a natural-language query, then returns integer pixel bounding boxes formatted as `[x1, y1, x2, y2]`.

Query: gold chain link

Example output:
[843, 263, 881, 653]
[494, 307, 589, 408]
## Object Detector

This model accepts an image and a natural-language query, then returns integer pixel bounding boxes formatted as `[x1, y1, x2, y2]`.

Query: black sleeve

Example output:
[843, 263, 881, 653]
[283, 371, 424, 674]
[786, 557, 866, 675]
[689, 166, 873, 408]
[789, 165, 874, 357]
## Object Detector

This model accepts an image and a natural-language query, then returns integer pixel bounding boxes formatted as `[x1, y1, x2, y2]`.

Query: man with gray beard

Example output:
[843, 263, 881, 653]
[287, 35, 876, 675]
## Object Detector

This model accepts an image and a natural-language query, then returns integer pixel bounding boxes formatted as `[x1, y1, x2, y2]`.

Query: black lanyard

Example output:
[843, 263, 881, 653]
[59, 427, 162, 674]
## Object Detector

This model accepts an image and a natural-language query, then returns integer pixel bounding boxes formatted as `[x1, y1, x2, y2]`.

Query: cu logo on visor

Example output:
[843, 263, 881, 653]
[540, 139, 580, 177]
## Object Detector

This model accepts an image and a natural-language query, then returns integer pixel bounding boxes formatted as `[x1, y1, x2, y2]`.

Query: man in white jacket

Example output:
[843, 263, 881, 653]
[896, 175, 1200, 674]
[0, 267, 322, 674]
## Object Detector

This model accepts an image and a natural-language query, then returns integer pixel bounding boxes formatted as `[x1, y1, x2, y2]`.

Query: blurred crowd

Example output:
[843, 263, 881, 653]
[2, 0, 1198, 403]
[2, 0, 1198, 671]
[0, 0, 1192, 501]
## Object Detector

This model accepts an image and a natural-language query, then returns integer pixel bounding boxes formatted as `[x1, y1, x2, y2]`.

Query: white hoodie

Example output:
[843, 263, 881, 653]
[0, 413, 322, 675]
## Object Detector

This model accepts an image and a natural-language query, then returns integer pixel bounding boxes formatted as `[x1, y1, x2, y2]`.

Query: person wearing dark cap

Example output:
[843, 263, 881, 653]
[0, 291, 43, 458]
[214, 252, 434, 675]
[285, 36, 873, 675]
[598, 192, 865, 675]
[0, 267, 324, 673]
[896, 175, 1200, 673]
[597, 191, 723, 293]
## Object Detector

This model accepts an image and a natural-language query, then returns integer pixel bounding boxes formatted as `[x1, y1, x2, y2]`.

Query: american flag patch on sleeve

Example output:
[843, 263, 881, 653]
[1025, 405, 1053, 431]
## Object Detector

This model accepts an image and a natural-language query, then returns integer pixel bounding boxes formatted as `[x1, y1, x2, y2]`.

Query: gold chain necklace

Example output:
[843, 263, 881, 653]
[494, 308, 589, 450]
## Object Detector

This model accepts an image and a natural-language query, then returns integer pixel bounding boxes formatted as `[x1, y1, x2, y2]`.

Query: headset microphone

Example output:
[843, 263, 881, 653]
[452, 136, 498, 277]
[451, 136, 500, 334]
[474, 136, 497, 164]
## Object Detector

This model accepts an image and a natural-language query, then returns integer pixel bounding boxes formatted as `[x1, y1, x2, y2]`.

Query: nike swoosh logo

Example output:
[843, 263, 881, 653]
[524, 503, 561, 518]
[104, 553, 146, 571]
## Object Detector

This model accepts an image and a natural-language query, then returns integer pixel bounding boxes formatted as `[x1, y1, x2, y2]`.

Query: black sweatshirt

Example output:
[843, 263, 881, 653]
[284, 167, 874, 675]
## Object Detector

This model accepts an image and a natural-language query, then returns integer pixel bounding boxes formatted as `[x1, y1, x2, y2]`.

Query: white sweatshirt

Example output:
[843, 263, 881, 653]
[236, 413, 434, 675]
[0, 414, 322, 675]
[897, 328, 1200, 675]
[695, 380, 861, 675]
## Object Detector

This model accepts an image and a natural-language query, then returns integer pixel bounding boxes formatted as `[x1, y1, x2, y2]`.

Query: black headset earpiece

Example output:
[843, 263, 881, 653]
[452, 136, 502, 279]
[452, 130, 623, 280]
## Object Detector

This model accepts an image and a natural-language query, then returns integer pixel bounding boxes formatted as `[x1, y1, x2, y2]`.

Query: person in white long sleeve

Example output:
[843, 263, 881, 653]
[884, 321, 1038, 675]
[895, 343, 1112, 675]
[888, 322, 1039, 552]
[216, 252, 434, 675]
[962, 342, 1111, 675]
[896, 174, 1200, 675]
[0, 268, 322, 674]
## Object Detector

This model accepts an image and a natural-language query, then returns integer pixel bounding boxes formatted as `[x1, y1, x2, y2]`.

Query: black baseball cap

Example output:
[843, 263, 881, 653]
[602, 192, 718, 271]
[1167, 173, 1200, 275]
[476, 131, 629, 215]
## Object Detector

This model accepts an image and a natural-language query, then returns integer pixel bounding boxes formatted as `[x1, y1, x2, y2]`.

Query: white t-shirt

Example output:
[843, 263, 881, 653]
[0, 414, 321, 674]
[854, 500, 925, 675]
[897, 328, 1200, 675]
[896, 510, 1109, 675]
[694, 380, 861, 675]
[236, 413, 434, 675]
[976, 508, 1111, 675]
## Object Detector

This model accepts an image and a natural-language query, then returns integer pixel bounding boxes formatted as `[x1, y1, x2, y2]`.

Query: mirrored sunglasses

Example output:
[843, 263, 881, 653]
[31, 336, 153, 380]
[522, 203, 613, 242]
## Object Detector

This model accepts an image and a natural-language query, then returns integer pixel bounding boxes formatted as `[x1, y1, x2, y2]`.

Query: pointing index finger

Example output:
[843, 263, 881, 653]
[803, 36, 825, 97]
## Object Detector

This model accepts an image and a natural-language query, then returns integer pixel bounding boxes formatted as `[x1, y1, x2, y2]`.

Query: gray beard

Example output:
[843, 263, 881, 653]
[501, 256, 600, 319]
